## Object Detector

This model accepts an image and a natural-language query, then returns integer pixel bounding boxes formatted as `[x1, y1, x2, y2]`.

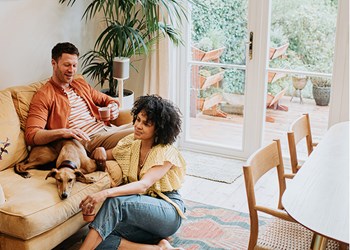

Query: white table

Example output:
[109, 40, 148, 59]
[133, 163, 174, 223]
[282, 121, 349, 247]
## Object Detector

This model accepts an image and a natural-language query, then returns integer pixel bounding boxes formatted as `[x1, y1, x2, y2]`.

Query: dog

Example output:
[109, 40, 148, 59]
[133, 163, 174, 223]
[15, 139, 105, 199]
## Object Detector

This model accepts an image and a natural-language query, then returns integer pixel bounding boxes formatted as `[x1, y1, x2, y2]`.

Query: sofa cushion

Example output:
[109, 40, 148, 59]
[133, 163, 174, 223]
[0, 91, 28, 171]
[9, 80, 46, 131]
[0, 168, 110, 240]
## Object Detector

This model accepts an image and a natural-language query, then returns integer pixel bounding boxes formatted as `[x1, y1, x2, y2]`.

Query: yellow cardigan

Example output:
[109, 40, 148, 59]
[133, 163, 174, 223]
[112, 134, 187, 218]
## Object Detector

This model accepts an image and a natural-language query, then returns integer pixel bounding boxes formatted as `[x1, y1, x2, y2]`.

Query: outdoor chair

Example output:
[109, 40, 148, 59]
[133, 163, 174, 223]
[287, 113, 318, 173]
[242, 139, 339, 250]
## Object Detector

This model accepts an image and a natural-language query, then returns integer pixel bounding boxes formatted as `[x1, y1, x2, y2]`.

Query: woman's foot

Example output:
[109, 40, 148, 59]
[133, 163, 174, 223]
[158, 239, 184, 250]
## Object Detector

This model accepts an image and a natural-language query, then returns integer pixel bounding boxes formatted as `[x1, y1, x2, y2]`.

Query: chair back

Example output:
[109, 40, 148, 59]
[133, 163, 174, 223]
[243, 139, 289, 249]
[287, 113, 314, 173]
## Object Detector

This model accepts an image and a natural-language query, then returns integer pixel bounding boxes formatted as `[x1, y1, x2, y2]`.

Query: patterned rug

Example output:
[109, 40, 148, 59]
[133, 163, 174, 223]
[169, 200, 270, 250]
[181, 150, 244, 184]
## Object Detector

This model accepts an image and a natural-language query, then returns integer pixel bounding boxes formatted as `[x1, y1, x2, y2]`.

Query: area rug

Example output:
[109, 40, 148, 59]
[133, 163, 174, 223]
[169, 200, 270, 250]
[181, 150, 244, 184]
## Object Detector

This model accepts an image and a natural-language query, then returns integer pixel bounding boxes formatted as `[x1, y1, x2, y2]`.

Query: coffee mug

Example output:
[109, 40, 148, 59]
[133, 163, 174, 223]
[98, 107, 110, 121]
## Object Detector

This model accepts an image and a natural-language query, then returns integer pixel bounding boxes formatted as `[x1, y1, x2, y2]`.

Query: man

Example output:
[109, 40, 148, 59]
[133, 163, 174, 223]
[25, 42, 133, 157]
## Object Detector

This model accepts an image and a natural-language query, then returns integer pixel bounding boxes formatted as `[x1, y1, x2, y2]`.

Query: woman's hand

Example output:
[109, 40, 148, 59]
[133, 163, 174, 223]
[108, 103, 119, 120]
[79, 190, 109, 212]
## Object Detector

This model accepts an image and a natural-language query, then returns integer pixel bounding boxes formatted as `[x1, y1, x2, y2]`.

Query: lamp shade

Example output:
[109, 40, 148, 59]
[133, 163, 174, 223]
[113, 57, 130, 80]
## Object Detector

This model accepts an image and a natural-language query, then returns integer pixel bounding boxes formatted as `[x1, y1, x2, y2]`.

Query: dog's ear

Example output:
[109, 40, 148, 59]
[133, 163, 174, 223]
[74, 169, 95, 184]
[46, 168, 59, 180]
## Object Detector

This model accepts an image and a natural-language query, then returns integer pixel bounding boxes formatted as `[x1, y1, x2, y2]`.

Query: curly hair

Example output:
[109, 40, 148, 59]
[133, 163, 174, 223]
[131, 95, 182, 146]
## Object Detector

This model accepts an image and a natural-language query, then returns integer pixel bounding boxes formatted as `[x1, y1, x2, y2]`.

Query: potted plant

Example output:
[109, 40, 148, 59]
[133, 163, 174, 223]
[269, 26, 289, 60]
[192, 29, 226, 62]
[59, 0, 192, 97]
[310, 76, 331, 106]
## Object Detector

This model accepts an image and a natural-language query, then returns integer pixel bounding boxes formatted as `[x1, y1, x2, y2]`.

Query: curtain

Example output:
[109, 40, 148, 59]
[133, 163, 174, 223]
[143, 37, 170, 98]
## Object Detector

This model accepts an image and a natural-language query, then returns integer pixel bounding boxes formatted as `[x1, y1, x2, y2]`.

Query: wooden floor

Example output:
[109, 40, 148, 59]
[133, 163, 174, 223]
[182, 96, 329, 213]
[189, 96, 329, 160]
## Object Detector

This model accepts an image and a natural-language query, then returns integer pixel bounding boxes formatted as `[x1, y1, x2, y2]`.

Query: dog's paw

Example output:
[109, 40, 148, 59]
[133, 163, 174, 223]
[14, 165, 32, 178]
[18, 171, 32, 178]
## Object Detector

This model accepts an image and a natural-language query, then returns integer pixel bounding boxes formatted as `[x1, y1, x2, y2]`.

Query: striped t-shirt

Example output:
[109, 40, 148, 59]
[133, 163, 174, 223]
[65, 87, 105, 136]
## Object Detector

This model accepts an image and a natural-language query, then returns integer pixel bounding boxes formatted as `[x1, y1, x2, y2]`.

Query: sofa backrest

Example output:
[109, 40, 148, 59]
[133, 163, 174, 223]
[0, 90, 28, 171]
[0, 75, 85, 171]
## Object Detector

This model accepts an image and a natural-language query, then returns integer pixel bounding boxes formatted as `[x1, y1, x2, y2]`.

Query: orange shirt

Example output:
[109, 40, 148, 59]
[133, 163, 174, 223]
[25, 77, 119, 146]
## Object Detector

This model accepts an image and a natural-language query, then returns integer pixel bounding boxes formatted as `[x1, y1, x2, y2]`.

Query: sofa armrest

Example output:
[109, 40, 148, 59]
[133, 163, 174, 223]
[111, 109, 133, 126]
[0, 184, 5, 205]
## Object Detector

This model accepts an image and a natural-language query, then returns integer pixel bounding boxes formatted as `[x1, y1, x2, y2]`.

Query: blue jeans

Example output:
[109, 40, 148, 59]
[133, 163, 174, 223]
[90, 191, 185, 249]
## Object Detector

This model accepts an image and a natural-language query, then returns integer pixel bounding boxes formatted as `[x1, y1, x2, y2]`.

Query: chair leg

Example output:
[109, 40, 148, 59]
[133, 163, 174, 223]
[311, 233, 328, 250]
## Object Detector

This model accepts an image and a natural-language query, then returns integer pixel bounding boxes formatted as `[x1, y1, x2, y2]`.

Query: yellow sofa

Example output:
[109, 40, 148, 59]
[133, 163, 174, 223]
[0, 76, 127, 250]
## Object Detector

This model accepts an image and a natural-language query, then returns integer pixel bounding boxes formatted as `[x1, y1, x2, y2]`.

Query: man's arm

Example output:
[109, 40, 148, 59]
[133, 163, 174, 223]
[32, 128, 90, 145]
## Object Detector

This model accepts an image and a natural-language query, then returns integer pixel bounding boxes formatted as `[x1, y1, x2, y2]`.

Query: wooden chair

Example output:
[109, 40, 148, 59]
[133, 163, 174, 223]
[287, 113, 317, 173]
[243, 139, 314, 249]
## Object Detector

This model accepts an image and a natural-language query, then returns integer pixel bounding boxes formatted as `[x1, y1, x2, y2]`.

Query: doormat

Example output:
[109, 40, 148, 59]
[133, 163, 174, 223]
[181, 150, 244, 184]
[169, 199, 270, 250]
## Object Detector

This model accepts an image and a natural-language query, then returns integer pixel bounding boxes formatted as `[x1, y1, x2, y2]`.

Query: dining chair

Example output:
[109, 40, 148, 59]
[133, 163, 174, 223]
[243, 139, 339, 250]
[287, 113, 317, 173]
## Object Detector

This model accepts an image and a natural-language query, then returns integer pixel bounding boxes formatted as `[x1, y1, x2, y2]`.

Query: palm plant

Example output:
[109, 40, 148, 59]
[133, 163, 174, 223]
[59, 0, 192, 96]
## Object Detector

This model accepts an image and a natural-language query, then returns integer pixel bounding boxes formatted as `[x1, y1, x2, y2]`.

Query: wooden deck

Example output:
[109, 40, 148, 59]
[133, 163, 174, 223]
[189, 95, 329, 161]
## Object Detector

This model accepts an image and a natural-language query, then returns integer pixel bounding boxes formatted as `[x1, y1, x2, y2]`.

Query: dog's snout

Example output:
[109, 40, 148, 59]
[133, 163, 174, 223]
[61, 192, 68, 199]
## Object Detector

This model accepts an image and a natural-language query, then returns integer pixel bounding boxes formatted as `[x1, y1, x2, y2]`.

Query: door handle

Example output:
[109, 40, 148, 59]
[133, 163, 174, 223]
[249, 32, 253, 60]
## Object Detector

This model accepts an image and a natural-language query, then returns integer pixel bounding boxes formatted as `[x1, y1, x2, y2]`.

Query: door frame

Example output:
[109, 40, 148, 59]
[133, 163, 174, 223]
[175, 0, 348, 159]
[177, 0, 270, 159]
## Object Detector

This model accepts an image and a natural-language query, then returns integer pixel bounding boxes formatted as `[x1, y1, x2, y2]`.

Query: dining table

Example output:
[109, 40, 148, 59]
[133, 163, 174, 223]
[282, 121, 349, 249]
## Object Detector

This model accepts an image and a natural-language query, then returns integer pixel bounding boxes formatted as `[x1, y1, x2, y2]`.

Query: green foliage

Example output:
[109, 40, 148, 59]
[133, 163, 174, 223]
[192, 0, 337, 96]
[192, 0, 247, 65]
[59, 0, 191, 96]
[198, 86, 222, 98]
[310, 76, 332, 87]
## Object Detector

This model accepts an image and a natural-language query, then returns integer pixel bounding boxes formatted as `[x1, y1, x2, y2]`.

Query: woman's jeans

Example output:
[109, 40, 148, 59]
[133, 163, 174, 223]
[90, 191, 185, 249]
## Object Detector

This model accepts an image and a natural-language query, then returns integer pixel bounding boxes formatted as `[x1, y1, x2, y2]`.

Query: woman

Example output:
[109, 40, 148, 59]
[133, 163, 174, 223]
[80, 95, 186, 250]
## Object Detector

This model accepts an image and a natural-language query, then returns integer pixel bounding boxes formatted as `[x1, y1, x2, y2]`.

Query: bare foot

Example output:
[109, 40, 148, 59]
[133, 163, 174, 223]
[158, 239, 184, 250]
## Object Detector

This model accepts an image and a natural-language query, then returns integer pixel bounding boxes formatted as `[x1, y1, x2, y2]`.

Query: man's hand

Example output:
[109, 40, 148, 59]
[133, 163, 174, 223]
[108, 103, 119, 120]
[62, 128, 90, 141]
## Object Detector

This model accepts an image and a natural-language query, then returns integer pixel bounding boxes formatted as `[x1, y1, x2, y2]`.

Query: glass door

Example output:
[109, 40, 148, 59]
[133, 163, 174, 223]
[263, 0, 339, 161]
[178, 0, 341, 160]
[178, 0, 269, 159]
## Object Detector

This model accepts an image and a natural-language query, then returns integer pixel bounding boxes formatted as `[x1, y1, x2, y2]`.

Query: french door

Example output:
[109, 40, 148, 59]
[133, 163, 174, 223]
[177, 0, 341, 160]
[178, 0, 270, 159]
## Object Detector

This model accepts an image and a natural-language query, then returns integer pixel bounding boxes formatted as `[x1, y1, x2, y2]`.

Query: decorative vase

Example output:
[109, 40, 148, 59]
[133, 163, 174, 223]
[292, 76, 307, 90]
[312, 85, 330, 106]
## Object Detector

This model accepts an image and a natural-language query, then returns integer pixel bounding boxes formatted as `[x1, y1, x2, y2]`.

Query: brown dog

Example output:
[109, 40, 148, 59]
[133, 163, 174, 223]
[15, 139, 104, 199]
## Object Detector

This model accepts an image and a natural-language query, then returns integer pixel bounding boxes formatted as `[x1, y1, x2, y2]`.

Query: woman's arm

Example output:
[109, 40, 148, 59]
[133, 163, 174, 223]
[80, 161, 173, 209]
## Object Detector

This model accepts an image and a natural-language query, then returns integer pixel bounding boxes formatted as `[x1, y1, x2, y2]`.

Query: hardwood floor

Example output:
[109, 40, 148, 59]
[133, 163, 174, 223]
[180, 155, 284, 215]
[189, 95, 329, 161]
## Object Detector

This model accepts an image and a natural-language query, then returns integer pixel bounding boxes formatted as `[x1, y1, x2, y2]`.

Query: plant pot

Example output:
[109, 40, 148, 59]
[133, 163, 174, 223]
[199, 71, 225, 89]
[269, 43, 289, 60]
[312, 85, 330, 106]
[192, 46, 225, 62]
[268, 72, 286, 83]
[102, 89, 134, 110]
[292, 76, 307, 90]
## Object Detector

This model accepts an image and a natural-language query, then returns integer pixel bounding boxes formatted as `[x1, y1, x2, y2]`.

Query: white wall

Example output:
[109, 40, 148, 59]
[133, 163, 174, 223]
[0, 1, 96, 88]
[0, 0, 145, 98]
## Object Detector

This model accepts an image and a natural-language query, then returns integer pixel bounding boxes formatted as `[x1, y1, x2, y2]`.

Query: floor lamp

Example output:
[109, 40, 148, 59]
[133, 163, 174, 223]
[113, 57, 130, 109]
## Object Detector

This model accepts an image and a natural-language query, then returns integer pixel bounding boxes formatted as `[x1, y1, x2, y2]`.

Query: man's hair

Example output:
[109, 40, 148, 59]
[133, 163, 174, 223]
[131, 95, 182, 146]
[51, 42, 79, 61]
